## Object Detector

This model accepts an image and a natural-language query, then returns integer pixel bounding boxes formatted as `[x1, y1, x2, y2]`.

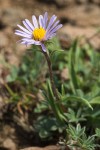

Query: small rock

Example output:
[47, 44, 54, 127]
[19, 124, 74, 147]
[61, 68, 69, 81]
[44, 145, 60, 150]
[20, 145, 60, 150]
[0, 32, 9, 48]
[21, 147, 42, 150]
[3, 138, 17, 150]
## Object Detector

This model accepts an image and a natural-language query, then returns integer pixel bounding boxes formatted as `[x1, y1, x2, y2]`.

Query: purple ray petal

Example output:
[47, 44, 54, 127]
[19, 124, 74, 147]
[46, 20, 60, 38]
[23, 20, 34, 32]
[15, 32, 32, 38]
[47, 33, 56, 40]
[46, 15, 57, 31]
[34, 41, 41, 45]
[21, 41, 31, 47]
[21, 41, 27, 44]
[48, 24, 62, 37]
[20, 40, 40, 46]
[17, 24, 31, 34]
[32, 15, 38, 28]
[21, 38, 34, 42]
[23, 41, 33, 45]
[47, 20, 60, 34]
[39, 15, 44, 28]
[21, 38, 41, 45]
[15, 30, 31, 36]
[41, 43, 46, 52]
[25, 19, 34, 30]
[43, 12, 48, 29]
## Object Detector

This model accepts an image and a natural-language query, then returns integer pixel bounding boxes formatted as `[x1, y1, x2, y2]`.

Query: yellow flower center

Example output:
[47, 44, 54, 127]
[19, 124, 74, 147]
[33, 28, 46, 41]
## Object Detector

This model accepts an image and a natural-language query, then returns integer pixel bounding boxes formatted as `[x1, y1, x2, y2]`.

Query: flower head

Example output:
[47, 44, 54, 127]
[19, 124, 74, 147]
[15, 12, 62, 52]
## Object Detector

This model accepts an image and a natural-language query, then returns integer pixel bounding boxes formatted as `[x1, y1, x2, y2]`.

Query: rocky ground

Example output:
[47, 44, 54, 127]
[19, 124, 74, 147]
[0, 0, 100, 150]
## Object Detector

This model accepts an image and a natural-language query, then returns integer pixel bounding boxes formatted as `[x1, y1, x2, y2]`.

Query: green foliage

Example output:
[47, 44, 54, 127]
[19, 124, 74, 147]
[7, 44, 44, 85]
[69, 39, 79, 94]
[6, 66, 19, 82]
[96, 128, 100, 138]
[66, 124, 96, 150]
[35, 116, 65, 139]
[65, 108, 86, 124]
[5, 37, 100, 148]
[42, 80, 67, 124]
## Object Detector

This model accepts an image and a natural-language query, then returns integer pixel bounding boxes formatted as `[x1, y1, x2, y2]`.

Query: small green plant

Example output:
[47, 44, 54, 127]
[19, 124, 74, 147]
[34, 116, 65, 139]
[66, 124, 96, 150]
[6, 36, 100, 149]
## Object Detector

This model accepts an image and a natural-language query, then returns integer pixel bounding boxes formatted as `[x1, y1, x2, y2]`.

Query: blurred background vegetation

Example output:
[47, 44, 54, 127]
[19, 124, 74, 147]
[0, 0, 100, 150]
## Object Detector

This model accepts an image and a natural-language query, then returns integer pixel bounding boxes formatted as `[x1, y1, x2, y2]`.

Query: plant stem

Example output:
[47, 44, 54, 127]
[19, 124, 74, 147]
[42, 50, 66, 124]
[43, 51, 59, 101]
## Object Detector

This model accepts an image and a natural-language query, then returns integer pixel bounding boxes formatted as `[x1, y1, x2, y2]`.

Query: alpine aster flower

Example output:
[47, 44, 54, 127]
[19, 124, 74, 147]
[15, 12, 62, 52]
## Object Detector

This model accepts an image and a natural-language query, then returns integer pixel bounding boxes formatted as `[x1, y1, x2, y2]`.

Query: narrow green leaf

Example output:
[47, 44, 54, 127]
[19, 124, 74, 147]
[61, 84, 66, 96]
[63, 96, 93, 110]
[90, 97, 100, 104]
[69, 39, 79, 94]
[96, 128, 100, 138]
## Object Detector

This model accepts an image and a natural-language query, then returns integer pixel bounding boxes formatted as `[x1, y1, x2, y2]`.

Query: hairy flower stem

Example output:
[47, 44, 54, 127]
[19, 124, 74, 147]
[43, 51, 60, 101]
[43, 50, 65, 124]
